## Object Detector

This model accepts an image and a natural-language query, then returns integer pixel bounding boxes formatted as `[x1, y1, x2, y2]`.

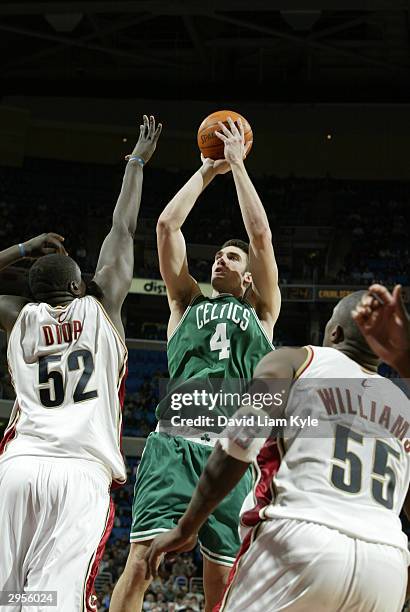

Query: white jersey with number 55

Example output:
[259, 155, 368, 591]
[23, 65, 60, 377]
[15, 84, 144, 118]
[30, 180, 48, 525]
[263, 346, 410, 554]
[1, 295, 127, 484]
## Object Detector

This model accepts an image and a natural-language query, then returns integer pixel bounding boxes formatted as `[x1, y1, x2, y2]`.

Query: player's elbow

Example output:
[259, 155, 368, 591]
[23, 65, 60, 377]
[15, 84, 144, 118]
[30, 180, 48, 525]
[157, 215, 177, 236]
[250, 227, 272, 249]
[112, 218, 135, 240]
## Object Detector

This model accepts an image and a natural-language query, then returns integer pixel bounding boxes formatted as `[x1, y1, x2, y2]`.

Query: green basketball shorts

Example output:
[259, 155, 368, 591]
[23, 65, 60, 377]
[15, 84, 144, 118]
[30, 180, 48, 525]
[130, 432, 252, 567]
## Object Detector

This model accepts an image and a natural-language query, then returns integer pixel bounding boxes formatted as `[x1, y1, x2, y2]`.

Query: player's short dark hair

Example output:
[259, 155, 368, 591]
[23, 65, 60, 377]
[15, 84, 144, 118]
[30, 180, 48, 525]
[220, 239, 250, 272]
[29, 254, 81, 300]
[221, 239, 249, 256]
[334, 290, 373, 352]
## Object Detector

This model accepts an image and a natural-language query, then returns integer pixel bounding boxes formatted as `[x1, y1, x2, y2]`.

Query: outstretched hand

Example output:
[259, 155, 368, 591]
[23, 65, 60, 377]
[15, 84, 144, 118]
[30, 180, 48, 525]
[23, 233, 67, 258]
[215, 116, 251, 166]
[201, 153, 231, 175]
[144, 526, 198, 580]
[200, 117, 251, 176]
[352, 284, 410, 370]
[125, 115, 162, 165]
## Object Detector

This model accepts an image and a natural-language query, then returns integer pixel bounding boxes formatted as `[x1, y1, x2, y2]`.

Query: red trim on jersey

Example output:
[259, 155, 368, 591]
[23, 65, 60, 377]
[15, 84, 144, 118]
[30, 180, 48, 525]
[213, 440, 281, 611]
[118, 365, 128, 410]
[0, 403, 20, 456]
[112, 364, 128, 490]
[240, 437, 281, 529]
[84, 497, 115, 611]
[295, 345, 314, 379]
[213, 526, 256, 612]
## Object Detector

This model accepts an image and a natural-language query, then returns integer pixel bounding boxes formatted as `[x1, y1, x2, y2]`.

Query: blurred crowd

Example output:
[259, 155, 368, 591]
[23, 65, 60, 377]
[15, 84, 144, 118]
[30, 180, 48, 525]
[0, 159, 409, 287]
[1, 158, 410, 609]
[339, 197, 410, 285]
[1, 341, 409, 609]
[95, 458, 206, 611]
[0, 344, 206, 609]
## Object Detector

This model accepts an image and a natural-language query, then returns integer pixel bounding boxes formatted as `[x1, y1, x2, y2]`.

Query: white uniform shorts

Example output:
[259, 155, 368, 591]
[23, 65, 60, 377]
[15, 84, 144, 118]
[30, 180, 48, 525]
[0, 456, 114, 612]
[219, 518, 408, 612]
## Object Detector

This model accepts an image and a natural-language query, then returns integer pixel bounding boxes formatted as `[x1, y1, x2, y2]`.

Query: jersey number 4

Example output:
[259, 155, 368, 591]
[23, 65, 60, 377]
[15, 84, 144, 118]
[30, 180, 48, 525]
[330, 424, 399, 510]
[38, 349, 98, 408]
[210, 323, 230, 360]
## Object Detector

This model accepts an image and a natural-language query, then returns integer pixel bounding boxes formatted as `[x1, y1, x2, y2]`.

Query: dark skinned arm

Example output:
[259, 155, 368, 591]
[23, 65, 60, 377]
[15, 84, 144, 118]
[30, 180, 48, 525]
[92, 115, 161, 339]
[353, 284, 410, 379]
[145, 347, 308, 577]
[0, 232, 67, 334]
[0, 232, 67, 272]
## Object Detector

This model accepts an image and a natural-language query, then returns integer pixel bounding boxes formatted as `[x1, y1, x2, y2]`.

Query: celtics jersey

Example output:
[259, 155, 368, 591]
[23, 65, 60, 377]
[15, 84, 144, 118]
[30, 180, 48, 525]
[156, 293, 274, 423]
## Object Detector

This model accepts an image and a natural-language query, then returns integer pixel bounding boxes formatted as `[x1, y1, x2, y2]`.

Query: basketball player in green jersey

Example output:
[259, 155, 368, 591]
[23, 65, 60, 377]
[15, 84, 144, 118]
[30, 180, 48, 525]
[111, 117, 281, 612]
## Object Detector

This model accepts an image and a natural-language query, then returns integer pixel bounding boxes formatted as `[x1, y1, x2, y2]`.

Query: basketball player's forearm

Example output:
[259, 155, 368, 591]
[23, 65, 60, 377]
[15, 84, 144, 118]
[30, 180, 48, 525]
[396, 355, 410, 379]
[158, 165, 215, 230]
[395, 326, 410, 378]
[112, 161, 143, 234]
[178, 445, 250, 534]
[177, 488, 218, 534]
[0, 244, 25, 271]
[230, 162, 271, 240]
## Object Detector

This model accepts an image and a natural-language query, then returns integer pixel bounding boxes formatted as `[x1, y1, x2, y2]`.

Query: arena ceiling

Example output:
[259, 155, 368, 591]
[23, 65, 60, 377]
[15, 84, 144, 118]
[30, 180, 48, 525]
[1, 1, 410, 102]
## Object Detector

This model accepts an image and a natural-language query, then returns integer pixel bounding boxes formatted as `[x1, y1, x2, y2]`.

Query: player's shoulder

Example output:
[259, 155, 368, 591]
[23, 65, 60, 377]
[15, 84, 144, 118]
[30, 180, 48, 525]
[84, 295, 127, 349]
[293, 345, 360, 378]
[0, 295, 31, 311]
[377, 375, 410, 405]
[304, 345, 353, 363]
[76, 294, 113, 323]
[304, 345, 337, 356]
[0, 295, 31, 335]
[67, 295, 101, 312]
[255, 346, 310, 378]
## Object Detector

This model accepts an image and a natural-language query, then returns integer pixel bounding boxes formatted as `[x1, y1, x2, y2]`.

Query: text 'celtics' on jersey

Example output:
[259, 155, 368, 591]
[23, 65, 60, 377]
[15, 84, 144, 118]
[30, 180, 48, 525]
[157, 293, 274, 424]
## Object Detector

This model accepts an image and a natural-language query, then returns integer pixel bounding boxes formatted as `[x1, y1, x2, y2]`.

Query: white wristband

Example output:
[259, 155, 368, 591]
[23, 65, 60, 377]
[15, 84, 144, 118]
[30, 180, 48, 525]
[127, 155, 145, 167]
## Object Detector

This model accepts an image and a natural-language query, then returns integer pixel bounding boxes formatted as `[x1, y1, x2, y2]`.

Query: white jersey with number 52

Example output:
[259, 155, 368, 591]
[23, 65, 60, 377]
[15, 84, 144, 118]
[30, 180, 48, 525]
[2, 295, 127, 484]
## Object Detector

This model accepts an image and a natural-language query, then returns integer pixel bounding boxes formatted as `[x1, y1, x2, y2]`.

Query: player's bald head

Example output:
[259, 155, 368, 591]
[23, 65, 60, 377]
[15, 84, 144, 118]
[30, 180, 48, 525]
[323, 291, 375, 356]
[29, 254, 82, 302]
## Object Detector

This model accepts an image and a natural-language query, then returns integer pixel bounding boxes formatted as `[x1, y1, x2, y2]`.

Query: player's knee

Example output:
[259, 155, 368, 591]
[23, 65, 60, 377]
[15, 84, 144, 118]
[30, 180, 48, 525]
[127, 557, 149, 587]
[124, 546, 151, 589]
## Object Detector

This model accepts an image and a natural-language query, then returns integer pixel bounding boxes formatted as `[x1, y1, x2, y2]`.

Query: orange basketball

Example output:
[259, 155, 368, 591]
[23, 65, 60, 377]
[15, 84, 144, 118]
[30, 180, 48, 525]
[197, 110, 253, 161]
